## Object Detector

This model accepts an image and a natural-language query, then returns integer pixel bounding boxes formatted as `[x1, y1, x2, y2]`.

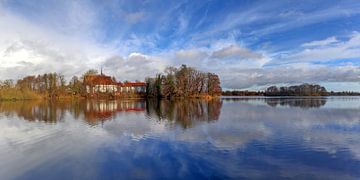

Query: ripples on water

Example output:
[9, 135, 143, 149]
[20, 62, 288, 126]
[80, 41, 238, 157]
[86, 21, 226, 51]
[0, 97, 359, 179]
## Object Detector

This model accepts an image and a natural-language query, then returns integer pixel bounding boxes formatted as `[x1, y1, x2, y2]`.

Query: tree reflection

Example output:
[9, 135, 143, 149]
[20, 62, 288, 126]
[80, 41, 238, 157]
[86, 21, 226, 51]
[146, 98, 222, 128]
[0, 100, 146, 125]
[0, 98, 222, 127]
[222, 97, 327, 108]
[264, 98, 327, 108]
[0, 100, 67, 123]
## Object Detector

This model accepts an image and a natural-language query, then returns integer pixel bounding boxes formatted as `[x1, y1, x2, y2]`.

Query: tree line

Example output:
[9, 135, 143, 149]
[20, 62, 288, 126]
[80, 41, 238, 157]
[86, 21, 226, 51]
[222, 90, 264, 96]
[145, 65, 222, 98]
[222, 84, 360, 97]
[0, 65, 222, 100]
[264, 83, 329, 96]
[329, 91, 360, 96]
[0, 70, 97, 100]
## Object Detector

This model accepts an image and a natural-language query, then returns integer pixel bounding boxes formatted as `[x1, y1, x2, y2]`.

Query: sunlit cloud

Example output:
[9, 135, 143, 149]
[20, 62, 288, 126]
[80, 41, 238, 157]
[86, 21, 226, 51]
[0, 0, 359, 90]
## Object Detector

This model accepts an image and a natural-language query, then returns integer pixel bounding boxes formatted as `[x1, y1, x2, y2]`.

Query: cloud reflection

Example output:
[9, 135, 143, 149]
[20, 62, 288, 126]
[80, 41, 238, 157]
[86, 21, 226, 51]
[0, 98, 359, 179]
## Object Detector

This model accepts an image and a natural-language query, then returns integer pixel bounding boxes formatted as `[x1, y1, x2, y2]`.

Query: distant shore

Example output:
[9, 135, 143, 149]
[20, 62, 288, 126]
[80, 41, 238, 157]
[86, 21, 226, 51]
[221, 94, 360, 97]
[222, 94, 360, 98]
[222, 83, 360, 97]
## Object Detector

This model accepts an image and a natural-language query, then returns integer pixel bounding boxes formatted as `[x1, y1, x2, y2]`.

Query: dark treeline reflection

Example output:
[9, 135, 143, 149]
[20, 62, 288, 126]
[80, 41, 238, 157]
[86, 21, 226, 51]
[0, 98, 222, 127]
[223, 97, 327, 108]
[146, 98, 222, 128]
[265, 98, 327, 108]
[0, 100, 67, 123]
[0, 100, 146, 125]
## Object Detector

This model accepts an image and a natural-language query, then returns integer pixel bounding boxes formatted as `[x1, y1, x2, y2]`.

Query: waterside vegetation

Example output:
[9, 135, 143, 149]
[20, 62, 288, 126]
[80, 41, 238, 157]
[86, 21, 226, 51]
[2, 67, 358, 101]
[0, 73, 77, 101]
[0, 65, 222, 101]
[264, 84, 329, 96]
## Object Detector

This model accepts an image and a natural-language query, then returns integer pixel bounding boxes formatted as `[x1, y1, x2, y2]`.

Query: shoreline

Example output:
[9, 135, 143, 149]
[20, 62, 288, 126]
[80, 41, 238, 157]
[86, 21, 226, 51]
[221, 95, 360, 97]
[0, 95, 221, 102]
[3, 94, 360, 102]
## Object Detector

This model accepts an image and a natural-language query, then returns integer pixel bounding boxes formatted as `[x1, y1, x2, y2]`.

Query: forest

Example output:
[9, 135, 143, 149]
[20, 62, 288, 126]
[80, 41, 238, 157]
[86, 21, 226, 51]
[264, 83, 329, 96]
[145, 65, 222, 98]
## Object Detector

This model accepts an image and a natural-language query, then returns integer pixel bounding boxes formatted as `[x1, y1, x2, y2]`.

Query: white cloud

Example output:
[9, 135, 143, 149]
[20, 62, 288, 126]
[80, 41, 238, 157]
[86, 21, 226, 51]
[173, 49, 209, 67]
[191, 1, 360, 42]
[0, 1, 359, 90]
[279, 32, 360, 63]
[102, 53, 167, 81]
[248, 3, 360, 37]
[211, 45, 263, 60]
[218, 65, 360, 89]
[301, 36, 338, 47]
[0, 5, 165, 82]
[0, 5, 117, 80]
[175, 49, 208, 60]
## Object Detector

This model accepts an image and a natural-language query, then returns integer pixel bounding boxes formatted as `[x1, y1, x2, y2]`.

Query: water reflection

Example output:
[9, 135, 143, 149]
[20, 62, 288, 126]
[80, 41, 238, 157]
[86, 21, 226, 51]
[84, 100, 146, 125]
[223, 97, 327, 108]
[146, 99, 222, 128]
[265, 98, 327, 108]
[0, 98, 222, 127]
[0, 100, 67, 123]
[0, 97, 360, 179]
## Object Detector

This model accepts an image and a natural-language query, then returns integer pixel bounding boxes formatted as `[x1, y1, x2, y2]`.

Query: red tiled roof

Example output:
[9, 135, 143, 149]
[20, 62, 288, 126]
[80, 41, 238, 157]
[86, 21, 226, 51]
[83, 74, 146, 86]
[84, 75, 116, 85]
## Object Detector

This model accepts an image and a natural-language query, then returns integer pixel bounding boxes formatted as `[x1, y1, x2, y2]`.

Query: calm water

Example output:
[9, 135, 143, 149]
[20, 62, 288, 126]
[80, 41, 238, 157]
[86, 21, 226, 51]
[0, 97, 360, 179]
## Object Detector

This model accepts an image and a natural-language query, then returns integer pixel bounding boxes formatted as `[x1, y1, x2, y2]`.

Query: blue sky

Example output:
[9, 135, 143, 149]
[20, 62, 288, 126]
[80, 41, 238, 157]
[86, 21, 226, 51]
[0, 0, 359, 91]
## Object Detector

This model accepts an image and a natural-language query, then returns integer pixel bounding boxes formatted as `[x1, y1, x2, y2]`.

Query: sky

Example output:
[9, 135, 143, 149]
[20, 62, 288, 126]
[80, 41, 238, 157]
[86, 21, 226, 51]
[0, 0, 359, 91]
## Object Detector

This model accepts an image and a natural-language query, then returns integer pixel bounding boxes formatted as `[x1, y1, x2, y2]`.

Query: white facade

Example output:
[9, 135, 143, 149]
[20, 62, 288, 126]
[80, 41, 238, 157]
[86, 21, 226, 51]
[86, 84, 146, 94]
[86, 85, 117, 93]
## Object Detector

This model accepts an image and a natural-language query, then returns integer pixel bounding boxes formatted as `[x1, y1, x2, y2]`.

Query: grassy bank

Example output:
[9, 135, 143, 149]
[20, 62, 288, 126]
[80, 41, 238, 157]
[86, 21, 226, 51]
[0, 88, 218, 101]
[0, 88, 43, 101]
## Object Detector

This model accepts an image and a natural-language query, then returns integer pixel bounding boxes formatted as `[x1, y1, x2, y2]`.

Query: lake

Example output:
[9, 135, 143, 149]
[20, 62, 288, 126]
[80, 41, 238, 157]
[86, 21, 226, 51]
[0, 97, 359, 179]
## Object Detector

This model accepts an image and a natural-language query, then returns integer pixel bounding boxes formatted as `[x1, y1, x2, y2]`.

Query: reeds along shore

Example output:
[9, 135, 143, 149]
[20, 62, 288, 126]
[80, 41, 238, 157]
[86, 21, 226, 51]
[0, 88, 42, 101]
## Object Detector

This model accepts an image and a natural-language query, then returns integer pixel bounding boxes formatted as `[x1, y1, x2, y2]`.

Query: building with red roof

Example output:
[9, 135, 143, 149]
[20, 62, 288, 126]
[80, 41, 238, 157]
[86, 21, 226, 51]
[83, 71, 146, 96]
